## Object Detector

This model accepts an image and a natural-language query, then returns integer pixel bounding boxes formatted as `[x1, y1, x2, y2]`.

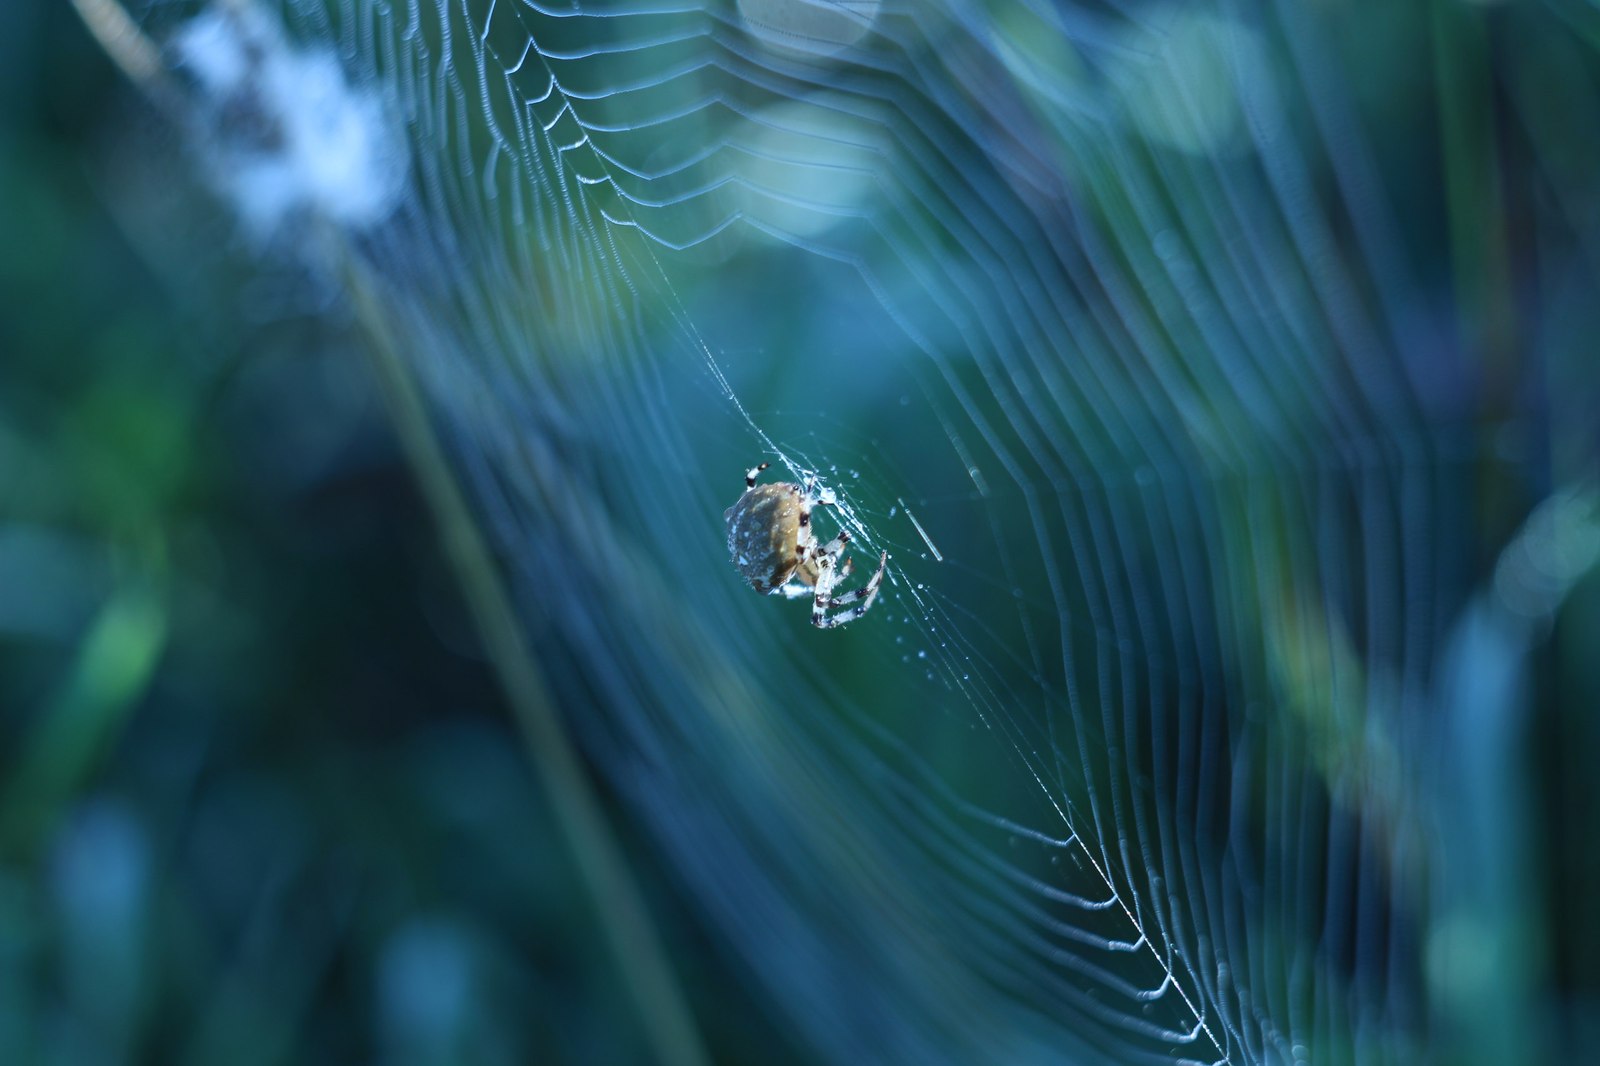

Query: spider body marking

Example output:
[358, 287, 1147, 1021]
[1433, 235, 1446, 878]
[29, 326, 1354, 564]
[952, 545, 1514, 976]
[724, 462, 888, 629]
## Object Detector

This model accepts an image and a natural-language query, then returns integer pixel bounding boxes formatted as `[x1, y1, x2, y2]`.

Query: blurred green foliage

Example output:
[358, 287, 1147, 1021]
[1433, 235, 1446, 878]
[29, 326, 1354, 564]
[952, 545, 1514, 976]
[0, 4, 794, 1064]
[15, 0, 1600, 1062]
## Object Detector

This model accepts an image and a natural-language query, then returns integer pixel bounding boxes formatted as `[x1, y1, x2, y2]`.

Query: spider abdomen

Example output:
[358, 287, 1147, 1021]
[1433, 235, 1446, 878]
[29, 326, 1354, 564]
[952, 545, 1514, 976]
[724, 482, 807, 593]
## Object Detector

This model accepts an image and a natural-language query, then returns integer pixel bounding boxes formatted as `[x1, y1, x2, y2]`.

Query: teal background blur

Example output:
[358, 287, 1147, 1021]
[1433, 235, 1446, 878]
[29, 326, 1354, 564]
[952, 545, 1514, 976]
[0, 4, 788, 1063]
[9, 1, 1600, 1064]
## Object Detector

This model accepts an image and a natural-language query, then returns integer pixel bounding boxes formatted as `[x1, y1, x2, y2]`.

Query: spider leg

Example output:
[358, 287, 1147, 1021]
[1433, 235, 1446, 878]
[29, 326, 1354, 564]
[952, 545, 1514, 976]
[796, 535, 849, 573]
[816, 528, 851, 561]
[828, 551, 886, 606]
[813, 552, 888, 629]
[777, 581, 812, 600]
[800, 472, 840, 511]
[745, 461, 770, 488]
[810, 556, 840, 627]
[803, 531, 852, 627]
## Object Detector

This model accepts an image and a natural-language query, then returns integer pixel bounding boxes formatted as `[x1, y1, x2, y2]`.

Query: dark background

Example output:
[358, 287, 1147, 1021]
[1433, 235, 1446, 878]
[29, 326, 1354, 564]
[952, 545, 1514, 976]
[9, 2, 1600, 1064]
[0, 4, 785, 1063]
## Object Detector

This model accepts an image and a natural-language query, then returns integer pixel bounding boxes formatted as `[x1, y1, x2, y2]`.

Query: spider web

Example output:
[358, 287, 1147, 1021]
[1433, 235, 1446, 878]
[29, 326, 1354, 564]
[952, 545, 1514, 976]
[115, 0, 1600, 1062]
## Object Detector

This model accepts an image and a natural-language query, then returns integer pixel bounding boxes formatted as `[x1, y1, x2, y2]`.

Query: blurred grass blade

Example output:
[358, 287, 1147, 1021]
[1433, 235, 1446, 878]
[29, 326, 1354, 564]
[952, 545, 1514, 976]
[1, 583, 167, 857]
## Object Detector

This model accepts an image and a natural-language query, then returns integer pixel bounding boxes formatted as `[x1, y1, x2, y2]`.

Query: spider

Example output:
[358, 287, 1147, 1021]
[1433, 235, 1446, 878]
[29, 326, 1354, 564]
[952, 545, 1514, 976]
[725, 462, 888, 629]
